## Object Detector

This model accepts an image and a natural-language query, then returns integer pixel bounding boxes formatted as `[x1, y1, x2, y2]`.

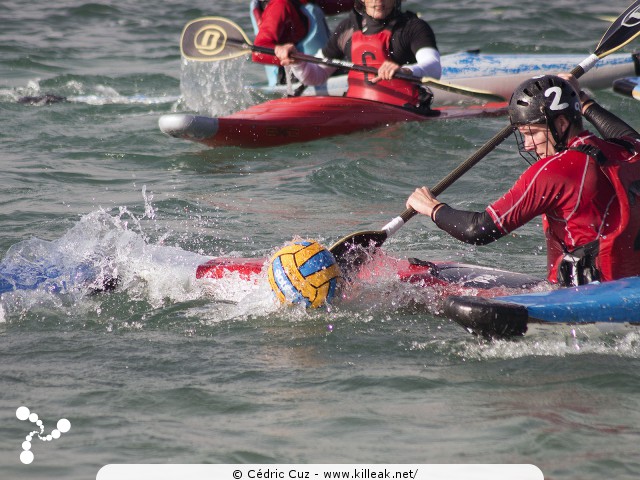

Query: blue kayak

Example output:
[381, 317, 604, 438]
[0, 237, 117, 296]
[444, 276, 640, 338]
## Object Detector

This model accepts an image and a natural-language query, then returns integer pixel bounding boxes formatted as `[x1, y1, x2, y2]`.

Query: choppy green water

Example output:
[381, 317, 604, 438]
[1, 1, 640, 479]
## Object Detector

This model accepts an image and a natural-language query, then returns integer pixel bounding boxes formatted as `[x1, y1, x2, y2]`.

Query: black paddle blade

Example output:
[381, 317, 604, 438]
[180, 17, 252, 61]
[595, 0, 640, 57]
[329, 230, 388, 274]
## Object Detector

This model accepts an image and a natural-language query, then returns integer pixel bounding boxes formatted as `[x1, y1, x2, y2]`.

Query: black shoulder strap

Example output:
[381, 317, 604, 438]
[606, 137, 637, 154]
[570, 144, 608, 165]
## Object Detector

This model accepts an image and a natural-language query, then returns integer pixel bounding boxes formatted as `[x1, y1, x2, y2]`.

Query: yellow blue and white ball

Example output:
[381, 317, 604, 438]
[268, 240, 341, 308]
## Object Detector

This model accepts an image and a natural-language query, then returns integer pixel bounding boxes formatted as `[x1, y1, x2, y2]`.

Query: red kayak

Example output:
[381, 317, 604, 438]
[196, 254, 543, 299]
[159, 96, 508, 148]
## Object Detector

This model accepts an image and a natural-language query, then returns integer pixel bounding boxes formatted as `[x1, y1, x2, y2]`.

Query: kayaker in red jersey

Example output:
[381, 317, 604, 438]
[406, 74, 640, 287]
[273, 0, 440, 111]
[251, 0, 354, 85]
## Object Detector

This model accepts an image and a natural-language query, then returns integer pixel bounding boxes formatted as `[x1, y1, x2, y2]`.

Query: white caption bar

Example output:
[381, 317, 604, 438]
[97, 464, 543, 480]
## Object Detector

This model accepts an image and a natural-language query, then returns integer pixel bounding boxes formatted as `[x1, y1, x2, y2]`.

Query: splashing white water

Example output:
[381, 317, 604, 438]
[179, 57, 260, 116]
[0, 203, 275, 324]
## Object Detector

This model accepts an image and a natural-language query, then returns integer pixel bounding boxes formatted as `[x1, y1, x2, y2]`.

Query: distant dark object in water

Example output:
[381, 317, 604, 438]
[89, 275, 119, 295]
[17, 94, 68, 105]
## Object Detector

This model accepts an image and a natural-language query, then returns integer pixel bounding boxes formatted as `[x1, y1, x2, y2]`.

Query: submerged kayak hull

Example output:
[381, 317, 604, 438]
[159, 97, 507, 148]
[196, 255, 543, 298]
[444, 276, 640, 338]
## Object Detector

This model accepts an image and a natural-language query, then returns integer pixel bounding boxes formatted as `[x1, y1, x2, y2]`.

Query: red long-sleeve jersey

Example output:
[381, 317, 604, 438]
[252, 0, 353, 66]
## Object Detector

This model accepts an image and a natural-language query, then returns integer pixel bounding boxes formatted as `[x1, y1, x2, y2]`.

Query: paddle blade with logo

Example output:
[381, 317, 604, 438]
[597, 0, 640, 56]
[572, 0, 640, 76]
[180, 17, 252, 62]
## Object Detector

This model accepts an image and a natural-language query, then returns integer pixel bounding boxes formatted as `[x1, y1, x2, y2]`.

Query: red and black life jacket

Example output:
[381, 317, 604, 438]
[569, 135, 640, 282]
[346, 22, 421, 107]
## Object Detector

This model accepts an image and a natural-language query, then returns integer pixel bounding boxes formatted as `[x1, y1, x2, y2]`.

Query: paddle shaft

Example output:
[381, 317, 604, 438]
[394, 123, 516, 225]
[228, 38, 503, 100]
[180, 16, 501, 101]
[246, 40, 428, 85]
[392, 55, 604, 224]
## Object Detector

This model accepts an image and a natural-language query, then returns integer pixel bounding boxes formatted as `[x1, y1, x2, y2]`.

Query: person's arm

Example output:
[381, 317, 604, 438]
[405, 47, 441, 79]
[432, 205, 504, 245]
[373, 51, 442, 84]
[274, 43, 338, 84]
[406, 187, 504, 245]
[402, 17, 441, 79]
[289, 61, 337, 85]
[559, 73, 640, 140]
[371, 17, 441, 83]
[275, 16, 351, 85]
[581, 91, 640, 140]
[407, 159, 557, 248]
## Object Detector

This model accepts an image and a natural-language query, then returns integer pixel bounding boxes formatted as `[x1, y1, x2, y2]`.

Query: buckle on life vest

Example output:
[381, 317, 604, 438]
[557, 240, 600, 287]
[402, 86, 437, 116]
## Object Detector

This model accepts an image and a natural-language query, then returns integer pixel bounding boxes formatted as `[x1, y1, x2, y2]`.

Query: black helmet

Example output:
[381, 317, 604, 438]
[509, 75, 581, 152]
[509, 75, 581, 126]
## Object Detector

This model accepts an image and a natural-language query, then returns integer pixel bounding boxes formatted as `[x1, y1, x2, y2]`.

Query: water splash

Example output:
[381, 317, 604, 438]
[179, 56, 260, 116]
[0, 202, 276, 326]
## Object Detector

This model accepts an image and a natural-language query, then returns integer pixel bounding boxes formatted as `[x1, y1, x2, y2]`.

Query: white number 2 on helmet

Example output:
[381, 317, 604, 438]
[545, 86, 569, 111]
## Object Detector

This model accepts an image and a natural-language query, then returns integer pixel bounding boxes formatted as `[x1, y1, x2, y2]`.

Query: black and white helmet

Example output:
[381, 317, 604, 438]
[508, 75, 581, 152]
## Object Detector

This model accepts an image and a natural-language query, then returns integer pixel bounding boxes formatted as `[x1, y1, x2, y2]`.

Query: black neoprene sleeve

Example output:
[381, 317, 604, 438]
[432, 204, 505, 245]
[583, 101, 640, 140]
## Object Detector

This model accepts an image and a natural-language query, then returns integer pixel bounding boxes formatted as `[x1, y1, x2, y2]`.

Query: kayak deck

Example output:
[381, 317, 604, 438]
[159, 96, 507, 148]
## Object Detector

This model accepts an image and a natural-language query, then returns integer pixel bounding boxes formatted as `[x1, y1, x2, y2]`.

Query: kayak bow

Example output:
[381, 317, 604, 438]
[445, 276, 640, 338]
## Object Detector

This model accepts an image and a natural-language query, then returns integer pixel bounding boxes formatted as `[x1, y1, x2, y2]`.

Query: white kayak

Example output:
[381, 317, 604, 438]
[254, 51, 640, 104]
